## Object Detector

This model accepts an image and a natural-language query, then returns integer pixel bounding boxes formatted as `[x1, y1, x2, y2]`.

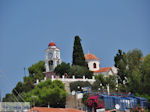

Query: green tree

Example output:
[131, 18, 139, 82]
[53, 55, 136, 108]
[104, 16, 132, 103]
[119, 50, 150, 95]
[72, 36, 87, 67]
[2, 61, 45, 102]
[127, 70, 142, 93]
[45, 87, 66, 107]
[114, 49, 143, 93]
[23, 76, 35, 92]
[126, 49, 143, 93]
[141, 54, 150, 95]
[50, 80, 65, 89]
[69, 65, 93, 78]
[54, 62, 70, 77]
[12, 82, 24, 96]
[92, 74, 117, 91]
[36, 79, 52, 89]
[126, 49, 143, 71]
[2, 93, 16, 102]
[114, 49, 127, 84]
[28, 61, 45, 81]
[24, 79, 67, 107]
[70, 81, 91, 92]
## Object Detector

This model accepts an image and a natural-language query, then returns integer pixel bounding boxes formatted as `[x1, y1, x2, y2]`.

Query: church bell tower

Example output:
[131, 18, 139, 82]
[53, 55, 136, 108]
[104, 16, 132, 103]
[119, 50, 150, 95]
[45, 42, 61, 72]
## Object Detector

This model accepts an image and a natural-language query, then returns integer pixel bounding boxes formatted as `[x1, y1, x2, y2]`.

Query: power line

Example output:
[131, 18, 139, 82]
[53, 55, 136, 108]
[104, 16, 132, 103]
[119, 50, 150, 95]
[0, 71, 26, 102]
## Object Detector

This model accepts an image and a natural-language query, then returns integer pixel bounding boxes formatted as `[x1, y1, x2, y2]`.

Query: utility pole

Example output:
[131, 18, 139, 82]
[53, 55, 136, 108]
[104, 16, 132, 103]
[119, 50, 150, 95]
[24, 67, 26, 77]
[106, 84, 110, 95]
[0, 89, 1, 102]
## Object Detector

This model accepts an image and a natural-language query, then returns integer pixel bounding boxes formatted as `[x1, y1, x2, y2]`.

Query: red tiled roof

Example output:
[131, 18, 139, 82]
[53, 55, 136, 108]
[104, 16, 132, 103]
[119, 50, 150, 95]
[28, 107, 85, 112]
[48, 42, 56, 46]
[85, 53, 99, 60]
[93, 67, 111, 73]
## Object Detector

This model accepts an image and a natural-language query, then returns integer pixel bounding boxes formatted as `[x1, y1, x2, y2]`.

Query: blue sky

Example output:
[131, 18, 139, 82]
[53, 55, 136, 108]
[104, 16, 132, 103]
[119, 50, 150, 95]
[0, 0, 150, 98]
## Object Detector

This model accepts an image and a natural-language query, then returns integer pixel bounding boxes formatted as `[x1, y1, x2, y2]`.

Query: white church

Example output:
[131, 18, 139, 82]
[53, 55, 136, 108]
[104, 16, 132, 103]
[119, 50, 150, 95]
[44, 42, 117, 77]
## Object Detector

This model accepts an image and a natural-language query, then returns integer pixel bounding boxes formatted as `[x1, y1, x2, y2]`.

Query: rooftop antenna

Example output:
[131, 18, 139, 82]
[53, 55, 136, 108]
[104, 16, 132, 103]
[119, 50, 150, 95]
[24, 67, 26, 77]
[0, 72, 2, 102]
[0, 89, 1, 102]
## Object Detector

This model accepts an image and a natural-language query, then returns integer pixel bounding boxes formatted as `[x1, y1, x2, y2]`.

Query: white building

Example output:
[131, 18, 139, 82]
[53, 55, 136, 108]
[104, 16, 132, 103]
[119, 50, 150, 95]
[45, 42, 62, 73]
[85, 53, 100, 71]
[44, 42, 117, 77]
[85, 53, 117, 76]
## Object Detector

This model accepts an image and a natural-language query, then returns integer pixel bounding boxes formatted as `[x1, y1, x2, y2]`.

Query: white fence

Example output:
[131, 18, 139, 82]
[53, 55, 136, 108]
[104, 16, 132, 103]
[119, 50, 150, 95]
[35, 75, 96, 85]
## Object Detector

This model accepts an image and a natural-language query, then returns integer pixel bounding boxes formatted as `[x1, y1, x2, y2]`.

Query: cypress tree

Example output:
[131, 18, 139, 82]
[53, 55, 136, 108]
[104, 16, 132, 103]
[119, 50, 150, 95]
[72, 36, 87, 67]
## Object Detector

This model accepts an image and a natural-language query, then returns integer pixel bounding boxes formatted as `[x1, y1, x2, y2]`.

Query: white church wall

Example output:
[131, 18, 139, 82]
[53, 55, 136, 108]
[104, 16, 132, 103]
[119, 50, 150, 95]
[108, 70, 113, 75]
[45, 62, 49, 72]
[111, 66, 118, 74]
[45, 43, 62, 72]
[93, 70, 114, 77]
[87, 60, 100, 71]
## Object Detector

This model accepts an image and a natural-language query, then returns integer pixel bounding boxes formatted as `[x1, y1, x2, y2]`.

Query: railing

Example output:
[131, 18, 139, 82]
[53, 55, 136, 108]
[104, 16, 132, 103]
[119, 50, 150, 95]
[35, 75, 96, 85]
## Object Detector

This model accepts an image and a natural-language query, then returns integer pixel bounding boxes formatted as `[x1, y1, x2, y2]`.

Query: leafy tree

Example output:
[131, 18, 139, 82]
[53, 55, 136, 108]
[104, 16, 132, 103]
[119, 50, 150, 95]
[126, 49, 143, 93]
[72, 36, 87, 67]
[36, 79, 52, 89]
[28, 61, 45, 75]
[126, 49, 143, 71]
[50, 80, 65, 89]
[45, 87, 66, 107]
[12, 82, 24, 96]
[70, 81, 91, 92]
[69, 65, 93, 78]
[114, 49, 127, 84]
[114, 49, 144, 93]
[22, 61, 45, 92]
[2, 61, 45, 102]
[141, 54, 150, 95]
[2, 93, 16, 102]
[92, 74, 117, 91]
[3, 60, 67, 105]
[54, 62, 93, 78]
[127, 70, 142, 93]
[54, 62, 70, 77]
[28, 61, 45, 81]
[92, 80, 102, 91]
[23, 76, 35, 92]
[24, 79, 67, 107]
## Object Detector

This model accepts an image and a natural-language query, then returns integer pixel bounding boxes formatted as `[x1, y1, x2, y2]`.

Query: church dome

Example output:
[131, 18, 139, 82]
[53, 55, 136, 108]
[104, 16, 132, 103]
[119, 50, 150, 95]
[85, 53, 100, 60]
[48, 42, 56, 46]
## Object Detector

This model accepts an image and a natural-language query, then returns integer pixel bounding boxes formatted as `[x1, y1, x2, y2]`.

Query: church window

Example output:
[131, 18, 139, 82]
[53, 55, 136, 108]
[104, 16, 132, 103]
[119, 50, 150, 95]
[93, 63, 97, 68]
[49, 60, 53, 66]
